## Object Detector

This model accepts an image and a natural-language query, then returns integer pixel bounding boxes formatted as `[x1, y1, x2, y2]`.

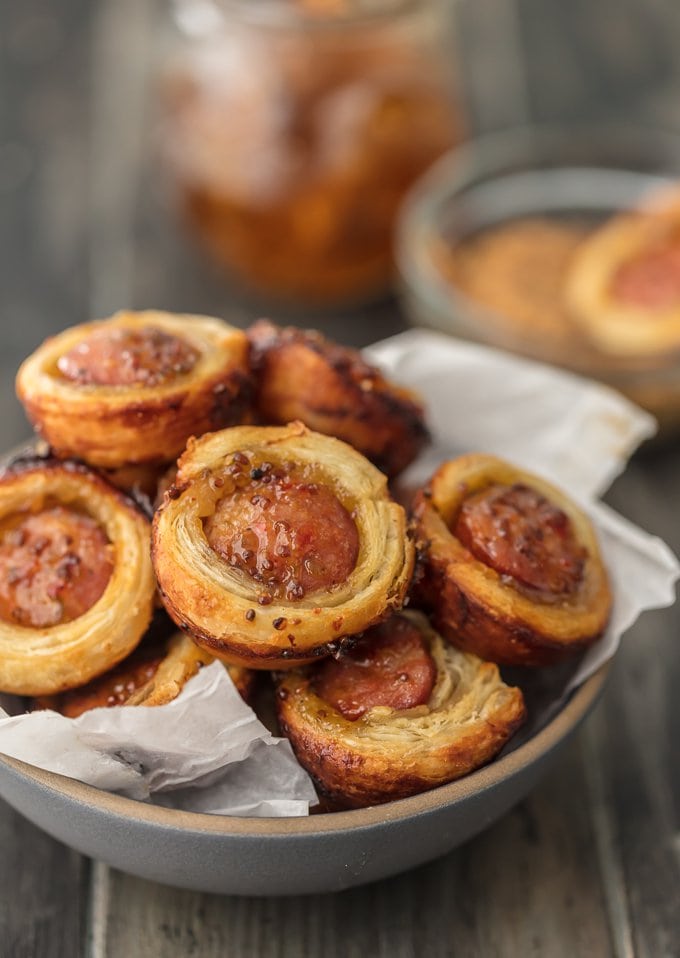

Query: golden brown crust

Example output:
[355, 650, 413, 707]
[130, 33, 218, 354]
[566, 188, 680, 357]
[276, 610, 526, 808]
[34, 631, 257, 714]
[152, 423, 415, 669]
[248, 320, 429, 477]
[412, 454, 612, 666]
[124, 631, 214, 707]
[0, 459, 155, 695]
[126, 632, 257, 707]
[16, 310, 252, 469]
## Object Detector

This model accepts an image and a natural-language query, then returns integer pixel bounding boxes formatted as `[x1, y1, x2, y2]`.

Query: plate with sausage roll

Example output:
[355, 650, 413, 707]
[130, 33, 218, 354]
[0, 312, 676, 895]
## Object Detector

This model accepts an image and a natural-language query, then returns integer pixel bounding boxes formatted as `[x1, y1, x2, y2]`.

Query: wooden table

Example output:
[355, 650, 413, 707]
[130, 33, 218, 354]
[1, 0, 679, 954]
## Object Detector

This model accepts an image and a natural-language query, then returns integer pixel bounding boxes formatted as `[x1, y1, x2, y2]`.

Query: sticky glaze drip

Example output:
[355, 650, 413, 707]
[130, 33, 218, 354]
[0, 505, 114, 627]
[57, 325, 200, 387]
[204, 455, 358, 600]
[313, 615, 436, 720]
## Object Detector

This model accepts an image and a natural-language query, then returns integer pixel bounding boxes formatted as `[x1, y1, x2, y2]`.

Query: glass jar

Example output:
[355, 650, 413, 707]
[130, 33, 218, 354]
[160, 0, 464, 306]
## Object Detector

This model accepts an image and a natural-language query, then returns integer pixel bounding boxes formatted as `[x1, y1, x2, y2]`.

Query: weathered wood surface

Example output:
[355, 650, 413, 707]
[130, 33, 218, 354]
[517, 0, 680, 125]
[1, 0, 94, 955]
[1, 0, 680, 955]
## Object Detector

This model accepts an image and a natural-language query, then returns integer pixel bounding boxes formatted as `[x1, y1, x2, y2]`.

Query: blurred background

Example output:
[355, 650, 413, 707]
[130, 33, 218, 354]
[3, 0, 680, 453]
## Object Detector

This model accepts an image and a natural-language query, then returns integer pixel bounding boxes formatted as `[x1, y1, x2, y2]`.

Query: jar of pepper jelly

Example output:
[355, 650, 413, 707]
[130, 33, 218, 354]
[160, 0, 464, 305]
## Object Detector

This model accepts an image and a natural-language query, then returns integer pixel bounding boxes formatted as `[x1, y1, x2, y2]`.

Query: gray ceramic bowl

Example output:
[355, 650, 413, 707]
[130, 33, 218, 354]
[0, 663, 608, 896]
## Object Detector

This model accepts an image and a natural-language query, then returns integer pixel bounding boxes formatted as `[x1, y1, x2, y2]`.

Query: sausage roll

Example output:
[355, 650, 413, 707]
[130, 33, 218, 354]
[16, 310, 251, 469]
[248, 319, 429, 477]
[276, 611, 526, 808]
[566, 189, 680, 357]
[412, 454, 612, 666]
[0, 458, 155, 695]
[152, 422, 414, 669]
[33, 631, 256, 717]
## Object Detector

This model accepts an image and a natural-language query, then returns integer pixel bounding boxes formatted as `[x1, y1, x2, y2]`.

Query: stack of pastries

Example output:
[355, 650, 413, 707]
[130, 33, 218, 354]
[0, 310, 612, 809]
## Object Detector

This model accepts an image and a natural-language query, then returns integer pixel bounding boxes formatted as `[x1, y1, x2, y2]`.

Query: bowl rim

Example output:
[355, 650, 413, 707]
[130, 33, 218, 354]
[178, 0, 422, 34]
[397, 121, 680, 242]
[0, 660, 609, 837]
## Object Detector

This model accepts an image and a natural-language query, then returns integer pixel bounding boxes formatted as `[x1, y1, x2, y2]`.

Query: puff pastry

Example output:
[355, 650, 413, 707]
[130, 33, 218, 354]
[412, 453, 611, 666]
[0, 458, 155, 695]
[33, 631, 256, 716]
[152, 422, 414, 669]
[276, 610, 526, 808]
[248, 320, 429, 477]
[16, 310, 251, 469]
[566, 188, 680, 357]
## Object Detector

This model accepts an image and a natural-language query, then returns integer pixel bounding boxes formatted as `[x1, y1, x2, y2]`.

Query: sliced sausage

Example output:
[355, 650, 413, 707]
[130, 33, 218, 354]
[57, 325, 199, 387]
[313, 615, 436, 721]
[0, 506, 114, 628]
[453, 482, 585, 596]
[205, 467, 359, 601]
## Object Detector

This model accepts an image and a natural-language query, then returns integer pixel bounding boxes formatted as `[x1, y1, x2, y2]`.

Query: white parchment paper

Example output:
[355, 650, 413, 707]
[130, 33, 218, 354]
[0, 329, 676, 816]
[367, 330, 678, 691]
[365, 329, 657, 499]
[0, 661, 318, 816]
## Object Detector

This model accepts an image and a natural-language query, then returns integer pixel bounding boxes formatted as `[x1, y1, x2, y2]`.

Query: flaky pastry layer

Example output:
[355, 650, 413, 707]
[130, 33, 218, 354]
[249, 320, 428, 477]
[16, 310, 251, 469]
[126, 632, 256, 707]
[35, 629, 256, 714]
[0, 459, 155, 695]
[277, 611, 526, 808]
[152, 423, 414, 669]
[412, 453, 612, 666]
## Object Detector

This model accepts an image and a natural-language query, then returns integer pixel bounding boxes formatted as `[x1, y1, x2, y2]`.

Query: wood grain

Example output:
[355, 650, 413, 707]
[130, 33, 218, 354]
[0, 0, 94, 449]
[0, 804, 88, 958]
[0, 0, 94, 953]
[602, 462, 680, 958]
[101, 739, 613, 958]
